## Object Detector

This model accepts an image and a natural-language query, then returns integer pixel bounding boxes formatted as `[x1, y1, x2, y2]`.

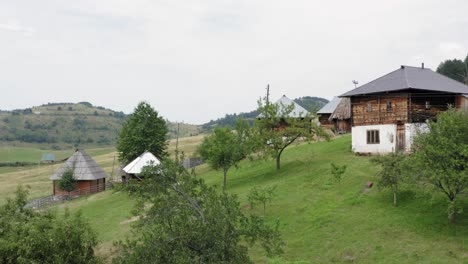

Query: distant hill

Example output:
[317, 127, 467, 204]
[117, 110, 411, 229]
[0, 102, 200, 149]
[202, 96, 329, 130]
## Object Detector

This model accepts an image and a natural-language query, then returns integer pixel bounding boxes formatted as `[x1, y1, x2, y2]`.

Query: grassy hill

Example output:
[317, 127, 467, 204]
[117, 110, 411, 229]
[4, 135, 464, 263]
[0, 102, 200, 150]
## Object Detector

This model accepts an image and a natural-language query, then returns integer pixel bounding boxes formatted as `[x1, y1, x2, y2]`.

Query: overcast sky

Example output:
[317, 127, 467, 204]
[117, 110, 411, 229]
[1, 0, 467, 124]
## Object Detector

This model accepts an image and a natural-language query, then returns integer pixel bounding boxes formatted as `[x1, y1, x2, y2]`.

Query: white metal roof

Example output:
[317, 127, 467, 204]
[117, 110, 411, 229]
[257, 95, 310, 118]
[317, 97, 342, 114]
[123, 151, 160, 174]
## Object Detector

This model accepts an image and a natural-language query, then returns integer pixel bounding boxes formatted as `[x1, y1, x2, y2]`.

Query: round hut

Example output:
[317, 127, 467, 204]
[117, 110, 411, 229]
[50, 149, 108, 196]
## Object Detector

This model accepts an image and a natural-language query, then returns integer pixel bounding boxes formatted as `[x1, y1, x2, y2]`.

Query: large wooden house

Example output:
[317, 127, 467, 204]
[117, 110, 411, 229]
[341, 65, 468, 154]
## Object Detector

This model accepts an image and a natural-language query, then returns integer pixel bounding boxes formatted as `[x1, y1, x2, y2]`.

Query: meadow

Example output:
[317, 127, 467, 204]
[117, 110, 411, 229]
[0, 135, 467, 263]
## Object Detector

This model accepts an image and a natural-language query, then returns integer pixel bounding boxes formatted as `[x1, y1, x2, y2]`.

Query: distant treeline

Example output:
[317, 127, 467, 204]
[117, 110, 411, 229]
[201, 96, 329, 130]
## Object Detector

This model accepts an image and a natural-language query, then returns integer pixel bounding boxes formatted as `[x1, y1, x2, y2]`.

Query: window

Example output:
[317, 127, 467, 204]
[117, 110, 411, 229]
[367, 130, 380, 144]
[367, 103, 372, 112]
[386, 101, 393, 111]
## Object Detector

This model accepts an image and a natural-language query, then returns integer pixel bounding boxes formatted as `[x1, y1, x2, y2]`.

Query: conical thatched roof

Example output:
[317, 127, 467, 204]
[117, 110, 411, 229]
[329, 98, 350, 121]
[50, 149, 108, 180]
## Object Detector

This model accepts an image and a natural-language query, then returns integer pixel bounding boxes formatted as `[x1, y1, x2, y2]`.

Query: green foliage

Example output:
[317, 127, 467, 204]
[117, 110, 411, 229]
[255, 95, 328, 170]
[371, 153, 407, 206]
[410, 109, 468, 223]
[436, 56, 468, 84]
[330, 163, 347, 192]
[248, 185, 277, 215]
[114, 159, 283, 263]
[117, 102, 168, 164]
[58, 167, 77, 193]
[0, 186, 99, 263]
[197, 119, 254, 189]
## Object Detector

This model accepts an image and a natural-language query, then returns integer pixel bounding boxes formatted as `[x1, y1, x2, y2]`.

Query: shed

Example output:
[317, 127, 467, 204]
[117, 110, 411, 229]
[317, 97, 341, 129]
[41, 153, 56, 163]
[50, 149, 108, 196]
[122, 151, 160, 182]
[329, 98, 351, 133]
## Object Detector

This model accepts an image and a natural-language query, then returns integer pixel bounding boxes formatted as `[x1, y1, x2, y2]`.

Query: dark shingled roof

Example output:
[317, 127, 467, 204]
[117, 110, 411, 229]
[341, 66, 468, 97]
[50, 149, 108, 181]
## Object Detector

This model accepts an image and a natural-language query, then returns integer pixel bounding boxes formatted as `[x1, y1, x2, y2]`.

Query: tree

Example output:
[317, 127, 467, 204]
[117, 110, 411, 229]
[248, 185, 277, 215]
[330, 163, 347, 193]
[117, 102, 168, 164]
[58, 167, 77, 197]
[0, 186, 99, 263]
[197, 119, 253, 190]
[255, 95, 327, 170]
[371, 153, 407, 206]
[410, 109, 468, 223]
[114, 159, 283, 263]
[436, 57, 468, 84]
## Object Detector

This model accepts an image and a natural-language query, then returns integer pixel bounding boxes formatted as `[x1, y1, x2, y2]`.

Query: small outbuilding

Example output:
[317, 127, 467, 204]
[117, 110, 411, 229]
[41, 153, 56, 163]
[317, 97, 351, 133]
[50, 149, 108, 196]
[122, 151, 160, 183]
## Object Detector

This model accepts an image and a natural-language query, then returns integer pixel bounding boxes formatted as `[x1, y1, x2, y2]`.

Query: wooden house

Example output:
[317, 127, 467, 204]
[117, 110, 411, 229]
[341, 65, 468, 154]
[50, 149, 108, 196]
[317, 97, 351, 133]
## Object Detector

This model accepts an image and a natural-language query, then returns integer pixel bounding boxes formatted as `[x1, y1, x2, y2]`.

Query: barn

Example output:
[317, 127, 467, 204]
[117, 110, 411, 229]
[341, 64, 468, 154]
[50, 149, 108, 196]
[317, 97, 351, 133]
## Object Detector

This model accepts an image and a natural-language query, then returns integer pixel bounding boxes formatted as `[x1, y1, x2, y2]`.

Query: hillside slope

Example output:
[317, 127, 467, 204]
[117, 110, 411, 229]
[43, 135, 467, 263]
[0, 102, 200, 149]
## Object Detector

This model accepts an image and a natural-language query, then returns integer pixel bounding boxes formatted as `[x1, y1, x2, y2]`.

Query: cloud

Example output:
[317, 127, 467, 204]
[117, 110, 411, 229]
[0, 20, 34, 34]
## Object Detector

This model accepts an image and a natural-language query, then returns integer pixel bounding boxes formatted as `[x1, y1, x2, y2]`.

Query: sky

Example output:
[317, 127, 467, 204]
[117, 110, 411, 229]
[1, 0, 467, 124]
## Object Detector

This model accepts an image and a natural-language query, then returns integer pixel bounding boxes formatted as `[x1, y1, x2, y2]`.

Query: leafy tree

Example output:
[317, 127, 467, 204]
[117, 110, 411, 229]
[256, 95, 327, 170]
[372, 153, 407, 206]
[58, 167, 77, 193]
[0, 186, 99, 263]
[248, 185, 277, 215]
[410, 109, 468, 223]
[437, 57, 468, 84]
[330, 163, 347, 193]
[117, 102, 168, 164]
[114, 159, 283, 263]
[197, 119, 253, 190]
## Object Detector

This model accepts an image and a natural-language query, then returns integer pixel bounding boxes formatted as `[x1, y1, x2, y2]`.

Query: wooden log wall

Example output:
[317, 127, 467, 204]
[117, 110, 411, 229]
[351, 95, 408, 126]
[410, 94, 455, 122]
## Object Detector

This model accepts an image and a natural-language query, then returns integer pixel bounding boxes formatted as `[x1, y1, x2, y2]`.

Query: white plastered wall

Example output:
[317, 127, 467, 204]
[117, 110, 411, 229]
[351, 124, 396, 153]
[404, 123, 429, 152]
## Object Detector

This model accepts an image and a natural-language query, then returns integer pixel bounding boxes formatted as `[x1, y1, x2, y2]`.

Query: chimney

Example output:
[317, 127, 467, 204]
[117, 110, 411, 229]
[422, 63, 424, 69]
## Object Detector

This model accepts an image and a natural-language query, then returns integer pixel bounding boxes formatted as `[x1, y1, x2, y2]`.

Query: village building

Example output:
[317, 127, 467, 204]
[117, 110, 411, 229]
[50, 149, 108, 196]
[41, 153, 56, 163]
[317, 97, 351, 133]
[341, 64, 468, 154]
[257, 95, 311, 128]
[122, 151, 160, 183]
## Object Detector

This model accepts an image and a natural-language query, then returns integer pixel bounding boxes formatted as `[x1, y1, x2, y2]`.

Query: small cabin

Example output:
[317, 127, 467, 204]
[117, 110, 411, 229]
[41, 153, 56, 163]
[49, 149, 108, 196]
[122, 151, 160, 183]
[317, 97, 351, 133]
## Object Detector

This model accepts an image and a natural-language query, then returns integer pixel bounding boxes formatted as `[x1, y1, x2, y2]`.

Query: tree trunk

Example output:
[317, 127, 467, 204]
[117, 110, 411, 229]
[276, 155, 281, 171]
[223, 169, 228, 191]
[448, 198, 457, 224]
[393, 191, 397, 206]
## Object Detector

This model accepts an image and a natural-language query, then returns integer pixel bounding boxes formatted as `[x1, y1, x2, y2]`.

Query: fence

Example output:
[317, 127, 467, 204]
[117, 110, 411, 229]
[25, 182, 113, 209]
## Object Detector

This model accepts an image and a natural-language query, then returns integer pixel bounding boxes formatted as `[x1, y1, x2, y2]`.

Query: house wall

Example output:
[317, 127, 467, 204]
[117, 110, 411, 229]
[409, 94, 456, 122]
[352, 124, 396, 153]
[53, 179, 105, 196]
[351, 95, 409, 126]
[318, 114, 333, 128]
[404, 123, 429, 152]
[456, 95, 468, 110]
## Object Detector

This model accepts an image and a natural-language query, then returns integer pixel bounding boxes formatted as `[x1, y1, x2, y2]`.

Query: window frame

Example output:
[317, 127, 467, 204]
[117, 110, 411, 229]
[366, 129, 380, 144]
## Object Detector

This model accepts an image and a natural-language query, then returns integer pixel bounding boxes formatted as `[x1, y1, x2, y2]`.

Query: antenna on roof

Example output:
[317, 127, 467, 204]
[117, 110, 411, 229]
[352, 80, 359, 88]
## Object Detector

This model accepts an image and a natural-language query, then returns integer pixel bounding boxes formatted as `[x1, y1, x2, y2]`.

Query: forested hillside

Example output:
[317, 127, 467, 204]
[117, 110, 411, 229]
[0, 102, 200, 149]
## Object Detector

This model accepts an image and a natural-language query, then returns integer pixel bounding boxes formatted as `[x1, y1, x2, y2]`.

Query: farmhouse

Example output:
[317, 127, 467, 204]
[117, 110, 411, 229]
[341, 64, 468, 154]
[50, 149, 108, 196]
[122, 151, 160, 183]
[317, 97, 351, 133]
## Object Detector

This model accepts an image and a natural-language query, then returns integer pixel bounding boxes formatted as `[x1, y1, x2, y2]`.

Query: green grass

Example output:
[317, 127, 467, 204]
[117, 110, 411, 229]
[2, 135, 467, 263]
[0, 146, 115, 163]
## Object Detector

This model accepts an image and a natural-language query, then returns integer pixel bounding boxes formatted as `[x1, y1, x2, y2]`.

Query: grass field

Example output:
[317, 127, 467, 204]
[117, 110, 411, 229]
[1, 135, 467, 263]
